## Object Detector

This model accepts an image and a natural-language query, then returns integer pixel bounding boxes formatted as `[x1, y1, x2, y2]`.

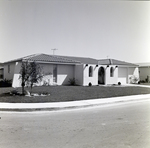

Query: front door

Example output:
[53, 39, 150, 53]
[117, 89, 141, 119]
[98, 67, 105, 84]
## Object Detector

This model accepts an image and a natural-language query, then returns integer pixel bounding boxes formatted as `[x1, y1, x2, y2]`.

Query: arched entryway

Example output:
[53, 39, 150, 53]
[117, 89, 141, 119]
[98, 67, 105, 84]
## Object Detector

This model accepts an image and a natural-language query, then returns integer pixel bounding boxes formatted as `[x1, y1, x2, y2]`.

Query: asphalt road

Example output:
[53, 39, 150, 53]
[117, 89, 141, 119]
[0, 99, 150, 148]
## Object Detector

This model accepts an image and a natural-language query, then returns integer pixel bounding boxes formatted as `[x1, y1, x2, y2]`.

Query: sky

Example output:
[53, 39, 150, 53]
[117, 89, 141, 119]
[0, 0, 150, 63]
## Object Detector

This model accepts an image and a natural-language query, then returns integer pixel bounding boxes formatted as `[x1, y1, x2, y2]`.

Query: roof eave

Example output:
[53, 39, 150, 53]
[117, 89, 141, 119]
[117, 64, 138, 67]
[3, 59, 22, 64]
[22, 60, 81, 65]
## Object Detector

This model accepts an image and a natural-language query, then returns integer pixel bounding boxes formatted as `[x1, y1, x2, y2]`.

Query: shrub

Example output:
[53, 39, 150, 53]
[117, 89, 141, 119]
[43, 81, 49, 86]
[38, 91, 49, 96]
[10, 90, 19, 95]
[68, 78, 77, 86]
[145, 78, 148, 83]
[0, 79, 12, 87]
[129, 75, 139, 84]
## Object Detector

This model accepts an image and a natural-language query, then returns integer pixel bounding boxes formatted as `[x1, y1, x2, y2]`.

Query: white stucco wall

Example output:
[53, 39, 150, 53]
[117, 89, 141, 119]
[4, 62, 16, 81]
[139, 67, 150, 82]
[9, 62, 76, 87]
[38, 63, 75, 86]
[118, 67, 128, 84]
[83, 65, 119, 86]
[12, 62, 22, 87]
[75, 65, 83, 85]
[4, 59, 139, 87]
[13, 62, 54, 87]
[39, 63, 53, 86]
[105, 66, 118, 85]
[57, 64, 75, 85]
[12, 62, 53, 87]
[83, 64, 99, 86]
[118, 66, 139, 84]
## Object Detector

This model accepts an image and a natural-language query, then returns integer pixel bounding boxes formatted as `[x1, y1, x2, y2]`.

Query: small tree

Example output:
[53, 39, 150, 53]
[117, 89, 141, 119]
[19, 61, 43, 95]
[27, 62, 43, 94]
[19, 61, 31, 95]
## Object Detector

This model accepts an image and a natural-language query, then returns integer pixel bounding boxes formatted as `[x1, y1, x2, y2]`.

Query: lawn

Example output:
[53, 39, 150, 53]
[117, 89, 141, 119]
[0, 85, 150, 103]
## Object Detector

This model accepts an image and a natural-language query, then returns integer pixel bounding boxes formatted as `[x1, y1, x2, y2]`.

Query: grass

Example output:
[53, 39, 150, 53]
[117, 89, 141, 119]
[0, 85, 150, 103]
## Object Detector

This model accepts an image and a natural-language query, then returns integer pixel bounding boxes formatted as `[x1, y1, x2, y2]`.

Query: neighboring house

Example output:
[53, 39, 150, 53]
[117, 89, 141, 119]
[0, 63, 4, 80]
[3, 53, 139, 87]
[137, 63, 150, 82]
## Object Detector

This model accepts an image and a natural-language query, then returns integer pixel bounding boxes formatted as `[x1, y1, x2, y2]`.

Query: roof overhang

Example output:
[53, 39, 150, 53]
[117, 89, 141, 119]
[139, 66, 150, 68]
[117, 65, 139, 68]
[22, 59, 81, 65]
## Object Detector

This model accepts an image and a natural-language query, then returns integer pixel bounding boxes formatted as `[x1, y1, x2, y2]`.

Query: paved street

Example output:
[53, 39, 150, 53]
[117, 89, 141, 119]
[0, 99, 150, 148]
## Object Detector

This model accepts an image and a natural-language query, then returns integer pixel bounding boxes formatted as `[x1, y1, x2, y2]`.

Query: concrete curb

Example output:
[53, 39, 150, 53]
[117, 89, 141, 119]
[0, 94, 150, 112]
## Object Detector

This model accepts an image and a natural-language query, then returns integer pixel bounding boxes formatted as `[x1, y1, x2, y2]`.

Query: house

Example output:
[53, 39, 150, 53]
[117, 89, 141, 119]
[0, 63, 3, 80]
[98, 59, 139, 84]
[3, 53, 139, 87]
[137, 63, 150, 83]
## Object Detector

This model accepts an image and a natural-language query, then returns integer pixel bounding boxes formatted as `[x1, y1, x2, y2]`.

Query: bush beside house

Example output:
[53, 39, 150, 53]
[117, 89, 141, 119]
[0, 79, 12, 87]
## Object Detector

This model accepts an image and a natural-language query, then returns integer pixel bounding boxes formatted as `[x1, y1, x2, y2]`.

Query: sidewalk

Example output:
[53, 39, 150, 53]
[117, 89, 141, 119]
[0, 94, 150, 112]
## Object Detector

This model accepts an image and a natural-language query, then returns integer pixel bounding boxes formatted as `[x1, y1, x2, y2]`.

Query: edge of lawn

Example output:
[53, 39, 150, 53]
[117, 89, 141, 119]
[0, 85, 150, 103]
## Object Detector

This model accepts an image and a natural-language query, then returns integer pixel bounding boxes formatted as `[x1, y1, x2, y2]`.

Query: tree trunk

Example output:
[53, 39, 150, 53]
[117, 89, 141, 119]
[22, 82, 25, 95]
[22, 86, 25, 95]
[30, 83, 33, 95]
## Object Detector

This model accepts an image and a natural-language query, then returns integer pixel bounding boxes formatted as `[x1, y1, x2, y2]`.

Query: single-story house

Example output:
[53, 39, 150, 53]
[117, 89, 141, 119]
[3, 53, 139, 87]
[0, 63, 3, 80]
[138, 63, 150, 82]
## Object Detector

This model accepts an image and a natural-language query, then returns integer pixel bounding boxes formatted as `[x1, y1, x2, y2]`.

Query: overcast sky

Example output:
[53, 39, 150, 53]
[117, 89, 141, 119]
[0, 0, 150, 63]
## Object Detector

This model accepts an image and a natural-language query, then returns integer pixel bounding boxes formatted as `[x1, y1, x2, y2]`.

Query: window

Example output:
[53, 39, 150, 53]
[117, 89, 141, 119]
[0, 74, 3, 79]
[110, 67, 114, 77]
[53, 65, 57, 83]
[8, 65, 10, 73]
[89, 66, 93, 77]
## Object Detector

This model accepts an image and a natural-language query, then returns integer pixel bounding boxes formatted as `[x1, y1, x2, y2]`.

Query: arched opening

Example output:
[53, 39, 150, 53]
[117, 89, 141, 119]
[110, 67, 114, 77]
[89, 66, 93, 77]
[98, 67, 105, 84]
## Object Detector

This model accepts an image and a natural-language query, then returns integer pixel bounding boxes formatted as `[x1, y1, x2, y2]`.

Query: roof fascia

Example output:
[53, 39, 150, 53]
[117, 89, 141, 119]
[118, 65, 139, 68]
[22, 60, 81, 65]
[4, 59, 22, 64]
[139, 66, 150, 68]
[97, 63, 138, 67]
